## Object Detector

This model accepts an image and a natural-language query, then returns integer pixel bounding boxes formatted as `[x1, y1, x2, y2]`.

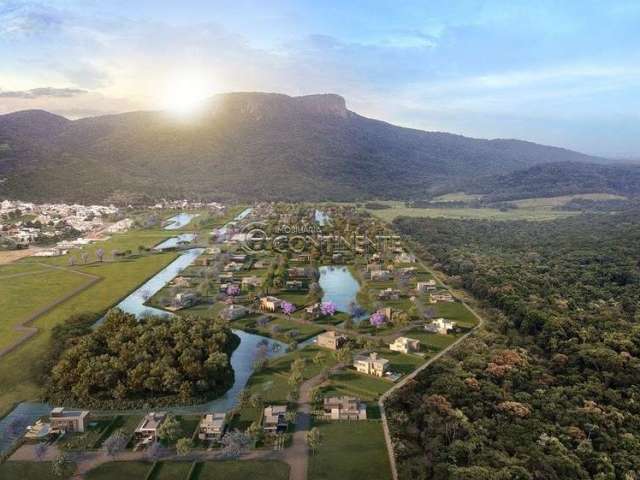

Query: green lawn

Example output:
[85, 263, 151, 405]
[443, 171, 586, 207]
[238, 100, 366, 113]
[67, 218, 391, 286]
[308, 421, 391, 480]
[374, 349, 425, 375]
[85, 461, 152, 480]
[0, 247, 177, 417]
[152, 461, 192, 480]
[433, 302, 478, 327]
[194, 460, 289, 480]
[0, 267, 92, 350]
[404, 329, 464, 352]
[233, 315, 325, 343]
[0, 461, 76, 480]
[325, 370, 392, 401]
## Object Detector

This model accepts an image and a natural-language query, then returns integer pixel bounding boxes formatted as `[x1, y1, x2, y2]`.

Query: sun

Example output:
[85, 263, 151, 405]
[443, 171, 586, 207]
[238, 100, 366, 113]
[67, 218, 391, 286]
[158, 73, 211, 117]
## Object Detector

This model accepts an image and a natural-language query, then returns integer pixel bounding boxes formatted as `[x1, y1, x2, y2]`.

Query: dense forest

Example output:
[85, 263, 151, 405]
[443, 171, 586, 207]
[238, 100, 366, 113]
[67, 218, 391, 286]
[388, 211, 640, 479]
[46, 309, 238, 409]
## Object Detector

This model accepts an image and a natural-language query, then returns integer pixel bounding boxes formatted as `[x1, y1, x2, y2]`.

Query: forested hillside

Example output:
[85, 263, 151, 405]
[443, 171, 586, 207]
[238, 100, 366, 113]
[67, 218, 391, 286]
[388, 212, 640, 479]
[0, 92, 603, 203]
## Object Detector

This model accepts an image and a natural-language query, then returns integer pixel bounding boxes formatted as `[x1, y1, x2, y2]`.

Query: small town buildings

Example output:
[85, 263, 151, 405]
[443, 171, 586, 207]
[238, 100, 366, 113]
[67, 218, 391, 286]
[378, 288, 401, 300]
[285, 280, 305, 291]
[323, 396, 367, 421]
[198, 413, 226, 441]
[221, 304, 249, 321]
[416, 280, 437, 293]
[332, 253, 343, 263]
[231, 254, 247, 263]
[316, 330, 347, 351]
[174, 292, 197, 308]
[172, 276, 192, 288]
[198, 257, 213, 266]
[367, 262, 384, 272]
[287, 267, 309, 279]
[50, 407, 89, 433]
[425, 318, 456, 335]
[262, 405, 288, 433]
[429, 291, 455, 303]
[260, 296, 283, 312]
[354, 352, 390, 377]
[241, 276, 263, 288]
[224, 261, 243, 272]
[134, 412, 167, 446]
[305, 303, 322, 318]
[389, 337, 421, 354]
[253, 259, 271, 269]
[395, 252, 416, 264]
[370, 270, 391, 281]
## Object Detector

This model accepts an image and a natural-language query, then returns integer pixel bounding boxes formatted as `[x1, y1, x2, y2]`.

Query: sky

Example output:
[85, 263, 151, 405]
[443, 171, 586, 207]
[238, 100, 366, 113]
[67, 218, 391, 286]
[1, 0, 640, 157]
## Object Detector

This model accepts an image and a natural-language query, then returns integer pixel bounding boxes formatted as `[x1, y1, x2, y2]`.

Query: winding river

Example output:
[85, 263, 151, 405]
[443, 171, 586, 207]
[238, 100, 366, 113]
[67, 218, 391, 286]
[0, 207, 281, 453]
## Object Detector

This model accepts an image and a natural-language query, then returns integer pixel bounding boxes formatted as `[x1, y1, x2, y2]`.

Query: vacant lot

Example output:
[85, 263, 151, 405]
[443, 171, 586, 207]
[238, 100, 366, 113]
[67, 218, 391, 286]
[0, 461, 75, 480]
[0, 267, 92, 350]
[308, 421, 391, 480]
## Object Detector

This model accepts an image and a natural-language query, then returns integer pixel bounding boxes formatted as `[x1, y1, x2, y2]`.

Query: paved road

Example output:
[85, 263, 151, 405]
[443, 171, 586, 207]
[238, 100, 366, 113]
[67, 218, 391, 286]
[377, 246, 486, 480]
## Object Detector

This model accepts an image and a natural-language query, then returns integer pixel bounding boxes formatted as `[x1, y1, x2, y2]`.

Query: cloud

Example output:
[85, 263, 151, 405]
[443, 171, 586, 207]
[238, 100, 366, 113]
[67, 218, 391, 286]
[0, 1, 64, 37]
[0, 87, 88, 98]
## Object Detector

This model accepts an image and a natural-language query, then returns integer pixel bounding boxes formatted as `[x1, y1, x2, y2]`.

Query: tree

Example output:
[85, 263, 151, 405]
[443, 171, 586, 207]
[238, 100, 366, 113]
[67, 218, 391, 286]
[281, 301, 295, 316]
[176, 437, 193, 456]
[320, 301, 337, 317]
[157, 415, 182, 443]
[34, 442, 48, 461]
[96, 248, 105, 262]
[250, 393, 264, 409]
[103, 429, 128, 457]
[369, 310, 386, 327]
[220, 430, 251, 459]
[306, 427, 321, 454]
[80, 252, 89, 264]
[51, 453, 73, 478]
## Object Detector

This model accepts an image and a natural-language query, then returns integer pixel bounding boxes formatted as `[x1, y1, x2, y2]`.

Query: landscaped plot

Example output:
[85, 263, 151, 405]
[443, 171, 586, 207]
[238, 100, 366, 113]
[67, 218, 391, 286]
[86, 461, 152, 480]
[153, 461, 193, 479]
[194, 460, 290, 480]
[404, 329, 464, 352]
[326, 370, 392, 401]
[0, 267, 92, 350]
[374, 349, 425, 375]
[0, 461, 76, 480]
[433, 302, 478, 327]
[57, 417, 115, 450]
[233, 316, 325, 343]
[308, 421, 391, 480]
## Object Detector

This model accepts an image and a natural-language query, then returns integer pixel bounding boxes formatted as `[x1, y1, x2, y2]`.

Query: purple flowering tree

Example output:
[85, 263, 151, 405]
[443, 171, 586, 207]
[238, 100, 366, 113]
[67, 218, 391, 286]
[320, 301, 337, 317]
[281, 301, 295, 316]
[226, 284, 240, 296]
[369, 310, 387, 327]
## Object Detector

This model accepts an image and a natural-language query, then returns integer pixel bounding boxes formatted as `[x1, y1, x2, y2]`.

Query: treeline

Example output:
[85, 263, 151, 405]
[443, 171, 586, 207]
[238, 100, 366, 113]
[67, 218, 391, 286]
[387, 211, 640, 479]
[46, 309, 238, 409]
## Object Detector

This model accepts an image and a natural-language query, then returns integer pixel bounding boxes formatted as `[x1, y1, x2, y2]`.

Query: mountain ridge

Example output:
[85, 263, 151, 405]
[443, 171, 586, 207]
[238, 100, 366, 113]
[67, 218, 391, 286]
[0, 92, 614, 203]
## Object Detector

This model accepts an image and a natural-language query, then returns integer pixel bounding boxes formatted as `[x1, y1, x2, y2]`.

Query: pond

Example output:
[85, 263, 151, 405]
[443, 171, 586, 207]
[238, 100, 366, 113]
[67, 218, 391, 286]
[154, 233, 197, 250]
[318, 265, 363, 315]
[164, 212, 197, 230]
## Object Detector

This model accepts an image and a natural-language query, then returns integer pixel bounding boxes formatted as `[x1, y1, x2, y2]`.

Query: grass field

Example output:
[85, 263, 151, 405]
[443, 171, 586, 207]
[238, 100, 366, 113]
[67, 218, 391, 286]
[324, 370, 392, 401]
[195, 460, 290, 480]
[152, 461, 192, 479]
[0, 266, 92, 350]
[85, 461, 152, 480]
[367, 201, 578, 222]
[0, 461, 76, 480]
[308, 421, 391, 480]
[509, 193, 626, 209]
[0, 248, 177, 417]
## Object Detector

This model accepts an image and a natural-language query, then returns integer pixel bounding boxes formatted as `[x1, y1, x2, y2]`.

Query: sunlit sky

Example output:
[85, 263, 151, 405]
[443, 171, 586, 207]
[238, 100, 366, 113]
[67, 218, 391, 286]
[1, 0, 640, 157]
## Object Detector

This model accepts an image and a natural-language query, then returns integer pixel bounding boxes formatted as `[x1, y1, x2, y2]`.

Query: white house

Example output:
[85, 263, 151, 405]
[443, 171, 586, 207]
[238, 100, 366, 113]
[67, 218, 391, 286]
[389, 337, 421, 354]
[424, 318, 456, 335]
